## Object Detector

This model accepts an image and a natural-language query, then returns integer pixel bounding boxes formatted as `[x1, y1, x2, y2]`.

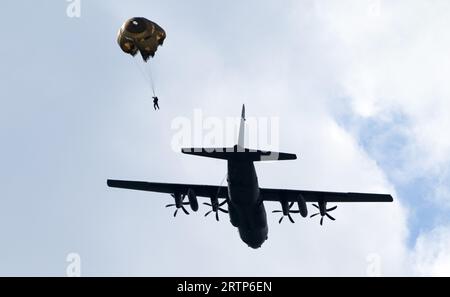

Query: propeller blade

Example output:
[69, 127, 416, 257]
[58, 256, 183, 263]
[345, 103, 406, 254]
[205, 210, 213, 217]
[288, 213, 295, 224]
[203, 202, 212, 207]
[183, 202, 190, 205]
[216, 211, 219, 222]
[272, 210, 283, 213]
[289, 202, 295, 209]
[219, 200, 228, 206]
[290, 210, 300, 213]
[313, 204, 319, 209]
[326, 213, 335, 221]
[310, 213, 320, 218]
[327, 206, 337, 212]
[174, 209, 178, 217]
[320, 217, 324, 226]
[181, 206, 190, 215]
[219, 208, 228, 213]
[166, 204, 175, 208]
[278, 216, 284, 224]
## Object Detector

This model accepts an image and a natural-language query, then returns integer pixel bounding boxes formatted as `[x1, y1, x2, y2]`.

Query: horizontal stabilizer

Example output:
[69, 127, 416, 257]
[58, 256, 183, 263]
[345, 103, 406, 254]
[182, 146, 297, 162]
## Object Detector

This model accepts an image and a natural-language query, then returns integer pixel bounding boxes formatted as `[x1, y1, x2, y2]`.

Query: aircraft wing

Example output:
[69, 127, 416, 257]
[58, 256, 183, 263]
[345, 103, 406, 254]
[108, 180, 392, 203]
[260, 188, 393, 203]
[107, 180, 228, 199]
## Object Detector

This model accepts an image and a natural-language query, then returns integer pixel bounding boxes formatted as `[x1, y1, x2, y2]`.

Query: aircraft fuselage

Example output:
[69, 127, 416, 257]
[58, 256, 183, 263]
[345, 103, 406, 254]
[227, 160, 268, 248]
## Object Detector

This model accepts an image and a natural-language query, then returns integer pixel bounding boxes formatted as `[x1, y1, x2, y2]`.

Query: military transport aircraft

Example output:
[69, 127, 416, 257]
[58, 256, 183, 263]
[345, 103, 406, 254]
[107, 105, 393, 249]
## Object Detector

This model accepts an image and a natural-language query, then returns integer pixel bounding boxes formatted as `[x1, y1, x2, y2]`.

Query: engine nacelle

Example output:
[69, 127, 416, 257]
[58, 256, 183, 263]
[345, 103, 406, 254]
[297, 194, 308, 218]
[187, 188, 199, 212]
[318, 200, 327, 216]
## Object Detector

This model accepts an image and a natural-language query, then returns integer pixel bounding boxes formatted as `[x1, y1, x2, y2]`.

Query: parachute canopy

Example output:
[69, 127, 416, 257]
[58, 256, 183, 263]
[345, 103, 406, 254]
[117, 17, 166, 62]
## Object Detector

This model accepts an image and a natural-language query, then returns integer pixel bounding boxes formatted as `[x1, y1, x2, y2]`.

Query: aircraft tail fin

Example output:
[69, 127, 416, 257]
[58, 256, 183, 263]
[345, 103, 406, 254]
[238, 104, 245, 148]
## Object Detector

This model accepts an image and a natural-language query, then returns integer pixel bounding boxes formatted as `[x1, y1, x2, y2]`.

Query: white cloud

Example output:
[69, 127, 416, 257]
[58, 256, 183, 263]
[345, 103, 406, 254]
[311, 0, 450, 171]
[413, 226, 450, 276]
[292, 0, 450, 275]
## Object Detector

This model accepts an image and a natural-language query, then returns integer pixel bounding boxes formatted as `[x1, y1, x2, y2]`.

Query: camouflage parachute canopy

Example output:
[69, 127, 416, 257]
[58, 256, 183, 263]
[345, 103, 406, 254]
[117, 17, 166, 62]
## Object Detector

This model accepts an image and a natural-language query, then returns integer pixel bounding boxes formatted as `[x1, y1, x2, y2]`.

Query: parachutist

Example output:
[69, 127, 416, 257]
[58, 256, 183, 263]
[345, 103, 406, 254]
[153, 96, 160, 110]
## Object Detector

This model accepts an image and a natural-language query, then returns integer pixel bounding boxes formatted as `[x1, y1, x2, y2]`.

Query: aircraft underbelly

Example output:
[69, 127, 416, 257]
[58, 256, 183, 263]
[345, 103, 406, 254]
[227, 161, 268, 248]
[238, 225, 268, 249]
[228, 185, 268, 249]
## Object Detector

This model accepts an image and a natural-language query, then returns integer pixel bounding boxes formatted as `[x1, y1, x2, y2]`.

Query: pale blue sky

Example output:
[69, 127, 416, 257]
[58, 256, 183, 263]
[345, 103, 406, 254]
[1, 0, 450, 276]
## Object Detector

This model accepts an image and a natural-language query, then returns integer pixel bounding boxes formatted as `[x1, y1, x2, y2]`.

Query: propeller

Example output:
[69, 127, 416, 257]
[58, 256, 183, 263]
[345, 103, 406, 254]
[204, 198, 228, 221]
[310, 204, 337, 226]
[272, 202, 299, 224]
[166, 194, 191, 217]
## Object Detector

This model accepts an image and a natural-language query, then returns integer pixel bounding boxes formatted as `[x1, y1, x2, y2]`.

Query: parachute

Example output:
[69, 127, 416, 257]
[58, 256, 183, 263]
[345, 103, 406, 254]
[117, 17, 166, 62]
[117, 17, 166, 100]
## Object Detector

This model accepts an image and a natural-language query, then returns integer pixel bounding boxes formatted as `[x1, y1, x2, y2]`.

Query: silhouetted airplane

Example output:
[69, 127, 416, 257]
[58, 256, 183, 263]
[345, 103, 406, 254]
[107, 105, 393, 249]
